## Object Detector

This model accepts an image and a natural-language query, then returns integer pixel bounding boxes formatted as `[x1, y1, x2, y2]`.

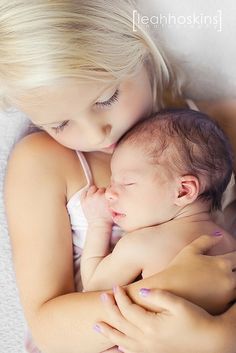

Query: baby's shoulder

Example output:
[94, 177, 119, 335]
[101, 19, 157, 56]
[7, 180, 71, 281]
[124, 225, 167, 248]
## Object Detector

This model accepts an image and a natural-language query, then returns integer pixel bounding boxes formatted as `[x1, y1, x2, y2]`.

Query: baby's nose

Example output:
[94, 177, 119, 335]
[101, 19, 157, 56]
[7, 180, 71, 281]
[105, 185, 118, 202]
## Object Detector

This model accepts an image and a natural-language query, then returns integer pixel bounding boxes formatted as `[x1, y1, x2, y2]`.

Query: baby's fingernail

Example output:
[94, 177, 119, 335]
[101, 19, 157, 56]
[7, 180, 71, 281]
[93, 324, 102, 333]
[212, 230, 223, 236]
[118, 346, 125, 352]
[100, 293, 108, 302]
[139, 288, 150, 297]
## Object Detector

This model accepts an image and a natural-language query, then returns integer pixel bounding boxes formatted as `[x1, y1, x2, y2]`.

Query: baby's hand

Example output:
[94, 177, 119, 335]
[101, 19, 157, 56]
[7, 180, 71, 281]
[81, 185, 113, 227]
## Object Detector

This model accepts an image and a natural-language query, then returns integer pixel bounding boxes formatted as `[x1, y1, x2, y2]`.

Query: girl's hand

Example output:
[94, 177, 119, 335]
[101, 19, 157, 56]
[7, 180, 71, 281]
[95, 286, 224, 353]
[160, 234, 236, 314]
[81, 185, 112, 226]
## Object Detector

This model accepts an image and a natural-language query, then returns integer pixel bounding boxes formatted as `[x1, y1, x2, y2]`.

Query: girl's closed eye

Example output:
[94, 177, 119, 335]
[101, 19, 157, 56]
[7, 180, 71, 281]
[95, 89, 119, 109]
[51, 89, 120, 134]
[52, 120, 70, 134]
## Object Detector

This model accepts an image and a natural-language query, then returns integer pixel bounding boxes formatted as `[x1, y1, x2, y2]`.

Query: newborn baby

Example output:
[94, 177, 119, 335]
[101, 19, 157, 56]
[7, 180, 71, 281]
[80, 109, 236, 313]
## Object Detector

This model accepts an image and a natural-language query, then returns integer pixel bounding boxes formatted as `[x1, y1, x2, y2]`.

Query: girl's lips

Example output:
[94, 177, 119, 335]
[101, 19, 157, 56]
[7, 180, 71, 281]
[105, 143, 116, 149]
[101, 143, 117, 151]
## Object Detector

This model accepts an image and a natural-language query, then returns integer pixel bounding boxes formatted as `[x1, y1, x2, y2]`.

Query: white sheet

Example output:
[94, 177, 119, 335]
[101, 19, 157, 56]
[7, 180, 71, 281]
[138, 0, 236, 99]
[0, 108, 39, 353]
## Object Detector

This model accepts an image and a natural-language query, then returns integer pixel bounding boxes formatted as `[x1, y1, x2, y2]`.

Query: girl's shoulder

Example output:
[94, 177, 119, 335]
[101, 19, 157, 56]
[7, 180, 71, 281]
[15, 130, 75, 163]
[9, 131, 88, 201]
[4, 131, 83, 324]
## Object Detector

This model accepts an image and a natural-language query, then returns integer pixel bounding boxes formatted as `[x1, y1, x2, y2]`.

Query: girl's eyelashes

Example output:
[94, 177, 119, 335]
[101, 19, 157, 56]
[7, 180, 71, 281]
[51, 89, 120, 134]
[52, 120, 70, 134]
[95, 89, 119, 108]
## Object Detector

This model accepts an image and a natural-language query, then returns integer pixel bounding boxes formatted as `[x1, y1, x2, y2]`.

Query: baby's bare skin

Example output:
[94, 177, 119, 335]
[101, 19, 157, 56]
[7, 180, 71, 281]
[81, 182, 236, 315]
[138, 217, 236, 278]
[81, 129, 235, 317]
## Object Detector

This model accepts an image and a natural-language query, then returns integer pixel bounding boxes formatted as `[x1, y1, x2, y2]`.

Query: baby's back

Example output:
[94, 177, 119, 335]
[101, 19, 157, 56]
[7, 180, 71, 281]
[141, 219, 236, 279]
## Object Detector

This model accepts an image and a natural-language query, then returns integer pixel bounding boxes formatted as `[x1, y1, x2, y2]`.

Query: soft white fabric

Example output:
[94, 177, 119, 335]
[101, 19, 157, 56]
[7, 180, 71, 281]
[0, 108, 39, 353]
[138, 0, 236, 99]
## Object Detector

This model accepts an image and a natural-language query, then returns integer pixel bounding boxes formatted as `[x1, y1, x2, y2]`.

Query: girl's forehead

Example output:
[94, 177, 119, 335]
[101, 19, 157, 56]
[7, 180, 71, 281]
[17, 79, 111, 106]
[14, 79, 115, 123]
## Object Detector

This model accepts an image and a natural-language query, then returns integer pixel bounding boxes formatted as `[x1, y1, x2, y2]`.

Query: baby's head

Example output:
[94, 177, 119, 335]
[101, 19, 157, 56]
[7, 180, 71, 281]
[105, 109, 233, 232]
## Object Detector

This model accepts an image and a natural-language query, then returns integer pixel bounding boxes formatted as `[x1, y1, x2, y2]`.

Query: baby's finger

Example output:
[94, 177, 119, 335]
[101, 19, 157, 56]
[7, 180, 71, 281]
[97, 187, 106, 193]
[94, 321, 136, 353]
[87, 185, 97, 195]
[100, 292, 140, 338]
[79, 187, 88, 201]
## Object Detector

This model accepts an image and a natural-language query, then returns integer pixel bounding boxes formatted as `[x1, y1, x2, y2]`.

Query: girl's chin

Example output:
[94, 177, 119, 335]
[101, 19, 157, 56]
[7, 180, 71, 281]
[98, 146, 116, 154]
[99, 149, 115, 154]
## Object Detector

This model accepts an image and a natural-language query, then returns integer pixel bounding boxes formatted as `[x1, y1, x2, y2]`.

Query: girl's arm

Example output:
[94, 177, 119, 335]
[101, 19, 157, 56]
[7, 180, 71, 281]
[3, 132, 170, 353]
[5, 133, 236, 353]
[4, 132, 117, 353]
[96, 286, 236, 353]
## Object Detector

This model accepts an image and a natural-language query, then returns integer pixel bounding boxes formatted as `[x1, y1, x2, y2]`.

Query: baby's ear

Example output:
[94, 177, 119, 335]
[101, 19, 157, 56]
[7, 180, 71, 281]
[174, 175, 200, 206]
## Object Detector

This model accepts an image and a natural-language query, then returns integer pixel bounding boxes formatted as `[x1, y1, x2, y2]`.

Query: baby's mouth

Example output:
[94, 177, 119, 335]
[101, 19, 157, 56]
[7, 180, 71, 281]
[110, 209, 126, 221]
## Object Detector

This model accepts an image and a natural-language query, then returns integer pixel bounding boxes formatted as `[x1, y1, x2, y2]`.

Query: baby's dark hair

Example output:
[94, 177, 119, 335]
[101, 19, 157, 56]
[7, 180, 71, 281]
[117, 109, 233, 211]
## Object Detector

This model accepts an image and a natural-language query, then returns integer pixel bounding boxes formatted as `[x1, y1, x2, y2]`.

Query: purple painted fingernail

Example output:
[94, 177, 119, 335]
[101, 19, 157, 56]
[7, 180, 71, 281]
[100, 293, 108, 302]
[139, 288, 150, 297]
[93, 324, 102, 333]
[118, 346, 125, 352]
[212, 230, 223, 236]
[112, 285, 118, 294]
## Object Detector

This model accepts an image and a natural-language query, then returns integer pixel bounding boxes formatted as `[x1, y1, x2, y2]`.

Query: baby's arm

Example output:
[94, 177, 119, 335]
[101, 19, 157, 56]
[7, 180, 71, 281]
[83, 233, 143, 291]
[81, 185, 142, 291]
[80, 185, 113, 289]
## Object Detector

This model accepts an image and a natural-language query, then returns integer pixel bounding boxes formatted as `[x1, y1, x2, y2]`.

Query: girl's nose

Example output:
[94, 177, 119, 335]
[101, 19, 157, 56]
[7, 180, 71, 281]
[103, 124, 112, 136]
[86, 122, 112, 146]
[89, 126, 107, 145]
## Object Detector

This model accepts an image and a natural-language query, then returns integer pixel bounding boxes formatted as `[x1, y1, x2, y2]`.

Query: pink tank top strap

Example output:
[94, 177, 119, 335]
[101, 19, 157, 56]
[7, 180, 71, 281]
[75, 150, 93, 188]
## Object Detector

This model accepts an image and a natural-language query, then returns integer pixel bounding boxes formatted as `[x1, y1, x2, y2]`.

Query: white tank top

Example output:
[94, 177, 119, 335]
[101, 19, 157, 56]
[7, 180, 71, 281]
[65, 150, 124, 292]
[66, 150, 124, 250]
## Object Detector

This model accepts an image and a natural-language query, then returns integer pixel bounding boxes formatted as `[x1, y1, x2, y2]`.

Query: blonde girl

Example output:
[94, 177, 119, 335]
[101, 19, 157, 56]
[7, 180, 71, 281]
[3, 1, 236, 352]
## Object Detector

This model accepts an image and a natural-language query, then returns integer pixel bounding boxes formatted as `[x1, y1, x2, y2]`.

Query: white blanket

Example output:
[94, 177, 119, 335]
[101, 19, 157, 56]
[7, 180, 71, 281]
[0, 108, 39, 353]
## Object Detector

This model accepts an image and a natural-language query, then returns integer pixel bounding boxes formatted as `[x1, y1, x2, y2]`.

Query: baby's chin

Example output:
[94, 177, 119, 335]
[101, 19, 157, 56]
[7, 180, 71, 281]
[114, 218, 140, 233]
[111, 211, 146, 232]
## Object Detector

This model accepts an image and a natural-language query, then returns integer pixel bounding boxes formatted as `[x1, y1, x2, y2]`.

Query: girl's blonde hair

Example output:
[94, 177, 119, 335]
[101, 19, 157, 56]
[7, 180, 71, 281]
[0, 0, 183, 111]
